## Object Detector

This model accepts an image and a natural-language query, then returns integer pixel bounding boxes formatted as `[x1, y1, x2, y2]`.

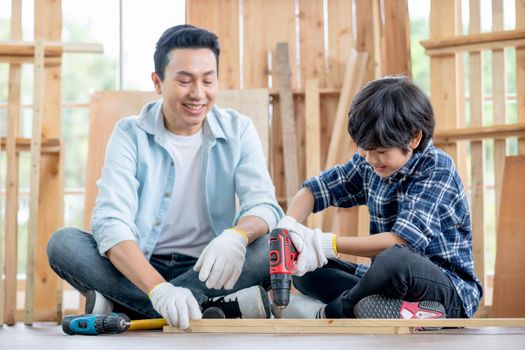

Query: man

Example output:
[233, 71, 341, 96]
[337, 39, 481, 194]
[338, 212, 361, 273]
[47, 24, 283, 330]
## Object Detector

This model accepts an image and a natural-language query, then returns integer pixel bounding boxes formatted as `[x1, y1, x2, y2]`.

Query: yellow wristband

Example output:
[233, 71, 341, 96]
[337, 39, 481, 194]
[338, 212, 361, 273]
[230, 227, 249, 241]
[332, 234, 338, 254]
[147, 283, 163, 298]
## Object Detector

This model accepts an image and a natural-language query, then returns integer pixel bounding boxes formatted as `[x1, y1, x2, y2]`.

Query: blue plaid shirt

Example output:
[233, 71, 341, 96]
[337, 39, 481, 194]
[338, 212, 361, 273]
[304, 141, 483, 317]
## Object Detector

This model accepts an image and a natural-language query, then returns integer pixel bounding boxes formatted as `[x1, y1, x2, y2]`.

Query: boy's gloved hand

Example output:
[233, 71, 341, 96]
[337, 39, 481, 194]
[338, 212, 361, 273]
[148, 282, 202, 330]
[194, 228, 248, 290]
[279, 218, 336, 276]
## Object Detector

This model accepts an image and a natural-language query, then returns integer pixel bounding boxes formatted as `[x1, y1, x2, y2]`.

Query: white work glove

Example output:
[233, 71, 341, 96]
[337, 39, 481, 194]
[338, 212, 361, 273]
[194, 228, 248, 290]
[149, 282, 202, 330]
[277, 216, 337, 276]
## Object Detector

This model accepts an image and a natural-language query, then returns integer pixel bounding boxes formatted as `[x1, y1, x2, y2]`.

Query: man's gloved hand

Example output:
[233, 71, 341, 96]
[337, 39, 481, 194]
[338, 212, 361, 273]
[148, 282, 202, 330]
[277, 217, 337, 276]
[194, 228, 248, 290]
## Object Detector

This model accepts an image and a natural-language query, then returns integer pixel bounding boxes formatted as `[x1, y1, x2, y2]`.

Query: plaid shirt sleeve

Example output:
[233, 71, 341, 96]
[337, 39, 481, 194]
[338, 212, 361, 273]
[304, 153, 368, 213]
[391, 168, 465, 252]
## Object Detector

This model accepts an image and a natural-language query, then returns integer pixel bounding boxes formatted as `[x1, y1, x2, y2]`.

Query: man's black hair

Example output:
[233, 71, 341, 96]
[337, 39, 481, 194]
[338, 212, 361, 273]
[347, 76, 435, 153]
[154, 24, 220, 81]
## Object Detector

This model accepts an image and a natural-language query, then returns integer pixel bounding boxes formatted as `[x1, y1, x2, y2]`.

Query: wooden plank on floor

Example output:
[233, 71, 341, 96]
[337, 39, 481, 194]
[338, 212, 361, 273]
[3, 0, 22, 326]
[491, 155, 525, 317]
[164, 318, 525, 334]
[185, 0, 240, 89]
[276, 42, 300, 205]
[468, 0, 485, 310]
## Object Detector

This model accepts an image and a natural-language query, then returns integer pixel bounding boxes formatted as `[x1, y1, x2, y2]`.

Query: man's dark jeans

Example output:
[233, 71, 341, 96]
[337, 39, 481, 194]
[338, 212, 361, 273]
[293, 245, 465, 318]
[47, 227, 270, 319]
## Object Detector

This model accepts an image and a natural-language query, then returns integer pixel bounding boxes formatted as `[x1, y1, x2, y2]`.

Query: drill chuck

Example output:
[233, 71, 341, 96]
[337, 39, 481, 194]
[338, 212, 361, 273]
[62, 313, 131, 335]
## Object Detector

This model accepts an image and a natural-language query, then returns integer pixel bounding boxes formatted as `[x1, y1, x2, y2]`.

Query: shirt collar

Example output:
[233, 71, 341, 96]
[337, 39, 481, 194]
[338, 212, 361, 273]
[386, 140, 433, 182]
[137, 100, 226, 142]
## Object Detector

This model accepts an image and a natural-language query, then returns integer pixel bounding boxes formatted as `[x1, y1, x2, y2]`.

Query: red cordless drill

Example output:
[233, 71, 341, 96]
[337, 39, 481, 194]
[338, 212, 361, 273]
[269, 228, 298, 318]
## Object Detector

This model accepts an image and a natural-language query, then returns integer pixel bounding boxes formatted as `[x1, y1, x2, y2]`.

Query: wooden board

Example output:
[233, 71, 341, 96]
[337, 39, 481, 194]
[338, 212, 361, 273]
[83, 91, 159, 229]
[382, 0, 411, 77]
[243, 0, 297, 90]
[491, 155, 525, 317]
[32, 0, 64, 323]
[84, 90, 272, 230]
[3, 0, 22, 326]
[518, 0, 525, 154]
[305, 79, 321, 228]
[185, 0, 240, 89]
[430, 0, 461, 164]
[164, 318, 525, 334]
[299, 0, 326, 87]
[216, 89, 270, 161]
[491, 0, 506, 221]
[468, 0, 485, 307]
[326, 0, 354, 89]
[276, 43, 300, 205]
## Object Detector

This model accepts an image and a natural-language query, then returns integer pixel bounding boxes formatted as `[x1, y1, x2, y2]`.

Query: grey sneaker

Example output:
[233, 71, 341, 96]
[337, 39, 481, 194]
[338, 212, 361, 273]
[354, 295, 446, 319]
[201, 286, 271, 319]
[85, 290, 114, 315]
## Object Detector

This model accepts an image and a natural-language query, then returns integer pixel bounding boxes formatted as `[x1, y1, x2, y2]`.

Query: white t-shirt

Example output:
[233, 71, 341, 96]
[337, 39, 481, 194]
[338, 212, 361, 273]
[153, 129, 211, 257]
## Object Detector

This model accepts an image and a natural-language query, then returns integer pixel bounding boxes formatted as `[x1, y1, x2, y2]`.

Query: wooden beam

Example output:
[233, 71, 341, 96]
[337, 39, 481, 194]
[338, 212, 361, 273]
[3, 0, 22, 326]
[24, 40, 45, 325]
[304, 79, 321, 228]
[421, 29, 525, 55]
[0, 137, 61, 153]
[434, 123, 525, 143]
[468, 0, 485, 313]
[164, 318, 525, 334]
[382, 0, 411, 77]
[276, 42, 300, 205]
[185, 0, 240, 89]
[516, 0, 525, 153]
[0, 41, 103, 57]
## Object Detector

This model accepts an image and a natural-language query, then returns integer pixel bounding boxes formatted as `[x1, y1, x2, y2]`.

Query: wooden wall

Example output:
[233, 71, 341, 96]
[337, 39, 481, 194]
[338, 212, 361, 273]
[186, 0, 410, 236]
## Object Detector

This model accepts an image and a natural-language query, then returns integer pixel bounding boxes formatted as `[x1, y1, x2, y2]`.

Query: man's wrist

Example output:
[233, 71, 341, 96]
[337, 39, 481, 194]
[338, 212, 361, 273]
[228, 228, 250, 243]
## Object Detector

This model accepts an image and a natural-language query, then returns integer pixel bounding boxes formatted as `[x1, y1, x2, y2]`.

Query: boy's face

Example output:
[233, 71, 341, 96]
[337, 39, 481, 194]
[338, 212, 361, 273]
[359, 147, 413, 178]
[359, 132, 422, 178]
[151, 48, 218, 135]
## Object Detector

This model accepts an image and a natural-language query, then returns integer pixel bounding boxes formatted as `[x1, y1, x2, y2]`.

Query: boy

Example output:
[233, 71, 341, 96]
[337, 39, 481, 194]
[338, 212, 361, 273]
[279, 76, 482, 319]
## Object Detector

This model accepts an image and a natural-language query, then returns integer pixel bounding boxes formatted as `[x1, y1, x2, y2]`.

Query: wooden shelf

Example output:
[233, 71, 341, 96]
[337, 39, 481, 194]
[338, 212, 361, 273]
[420, 29, 525, 56]
[0, 41, 103, 63]
[434, 123, 525, 144]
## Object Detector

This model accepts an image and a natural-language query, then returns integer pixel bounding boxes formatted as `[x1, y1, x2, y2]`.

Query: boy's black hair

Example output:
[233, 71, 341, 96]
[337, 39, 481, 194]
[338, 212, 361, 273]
[347, 76, 435, 153]
[154, 24, 220, 81]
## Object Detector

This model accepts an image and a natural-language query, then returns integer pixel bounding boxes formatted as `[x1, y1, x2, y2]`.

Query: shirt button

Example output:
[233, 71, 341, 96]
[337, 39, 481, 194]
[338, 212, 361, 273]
[154, 220, 161, 226]
[164, 192, 171, 198]
[171, 161, 174, 166]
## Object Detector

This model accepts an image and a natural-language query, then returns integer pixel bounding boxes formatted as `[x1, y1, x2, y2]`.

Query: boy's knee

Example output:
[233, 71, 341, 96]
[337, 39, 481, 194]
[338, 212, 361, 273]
[374, 245, 411, 273]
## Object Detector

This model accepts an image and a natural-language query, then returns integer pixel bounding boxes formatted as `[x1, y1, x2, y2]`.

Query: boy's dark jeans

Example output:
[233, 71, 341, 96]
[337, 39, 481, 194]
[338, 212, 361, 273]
[293, 244, 466, 318]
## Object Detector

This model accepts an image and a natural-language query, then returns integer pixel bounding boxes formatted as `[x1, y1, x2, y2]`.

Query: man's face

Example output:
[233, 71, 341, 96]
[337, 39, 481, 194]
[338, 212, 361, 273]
[152, 48, 218, 135]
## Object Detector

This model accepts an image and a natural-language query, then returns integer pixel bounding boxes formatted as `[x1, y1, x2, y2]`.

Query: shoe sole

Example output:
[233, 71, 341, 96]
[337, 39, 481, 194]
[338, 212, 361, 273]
[354, 295, 445, 319]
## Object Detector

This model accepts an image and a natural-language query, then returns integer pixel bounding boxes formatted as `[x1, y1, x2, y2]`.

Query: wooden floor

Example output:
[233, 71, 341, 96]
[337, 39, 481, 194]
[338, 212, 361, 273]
[1, 323, 525, 350]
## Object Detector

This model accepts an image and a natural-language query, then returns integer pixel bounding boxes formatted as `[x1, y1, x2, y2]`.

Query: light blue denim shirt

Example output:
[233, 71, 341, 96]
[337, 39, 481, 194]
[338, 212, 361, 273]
[91, 99, 283, 258]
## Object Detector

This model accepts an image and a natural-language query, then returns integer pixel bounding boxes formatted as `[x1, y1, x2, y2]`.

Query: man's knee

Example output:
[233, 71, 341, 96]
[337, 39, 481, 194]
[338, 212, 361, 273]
[47, 227, 88, 267]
